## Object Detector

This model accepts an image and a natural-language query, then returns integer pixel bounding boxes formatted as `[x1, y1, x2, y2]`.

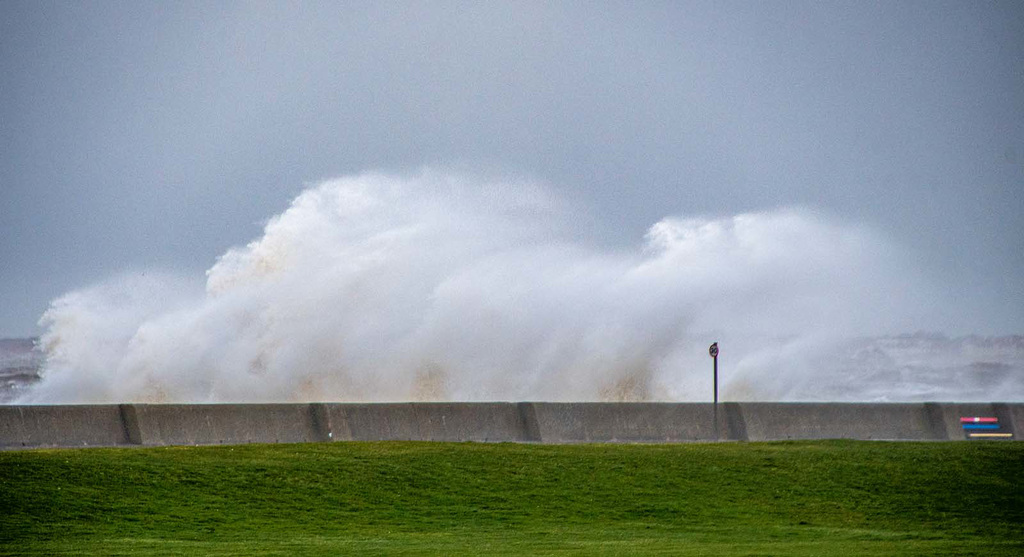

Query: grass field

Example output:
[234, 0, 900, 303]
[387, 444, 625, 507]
[1, 440, 1022, 555]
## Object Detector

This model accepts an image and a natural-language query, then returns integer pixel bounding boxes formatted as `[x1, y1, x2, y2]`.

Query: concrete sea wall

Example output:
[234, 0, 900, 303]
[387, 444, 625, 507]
[1, 402, 1020, 449]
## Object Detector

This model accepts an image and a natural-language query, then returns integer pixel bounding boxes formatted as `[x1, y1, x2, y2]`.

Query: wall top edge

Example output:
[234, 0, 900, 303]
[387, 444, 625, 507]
[2, 401, 1022, 408]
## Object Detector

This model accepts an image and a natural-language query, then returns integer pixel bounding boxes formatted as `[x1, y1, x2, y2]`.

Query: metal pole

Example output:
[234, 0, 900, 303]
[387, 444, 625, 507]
[713, 352, 718, 440]
[709, 341, 719, 441]
[714, 353, 718, 405]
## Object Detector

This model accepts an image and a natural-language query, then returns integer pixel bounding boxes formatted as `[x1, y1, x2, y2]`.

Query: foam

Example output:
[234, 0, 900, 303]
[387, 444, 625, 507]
[20, 170, 975, 403]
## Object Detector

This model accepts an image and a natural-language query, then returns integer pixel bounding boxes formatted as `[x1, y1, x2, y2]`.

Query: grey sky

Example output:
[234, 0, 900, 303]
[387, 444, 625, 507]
[1, 0, 1022, 338]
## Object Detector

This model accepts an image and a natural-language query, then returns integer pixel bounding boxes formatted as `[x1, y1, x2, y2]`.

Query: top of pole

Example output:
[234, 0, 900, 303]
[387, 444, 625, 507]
[709, 342, 719, 358]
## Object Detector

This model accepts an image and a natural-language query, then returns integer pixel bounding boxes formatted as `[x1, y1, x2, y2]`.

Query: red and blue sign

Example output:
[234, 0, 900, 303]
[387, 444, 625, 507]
[961, 417, 1012, 439]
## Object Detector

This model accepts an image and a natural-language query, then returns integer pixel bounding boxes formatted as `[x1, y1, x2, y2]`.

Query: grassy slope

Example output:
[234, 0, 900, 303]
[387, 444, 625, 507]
[1, 441, 1022, 555]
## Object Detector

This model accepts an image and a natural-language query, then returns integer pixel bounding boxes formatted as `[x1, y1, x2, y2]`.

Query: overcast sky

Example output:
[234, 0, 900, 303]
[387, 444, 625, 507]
[1, 1, 1022, 338]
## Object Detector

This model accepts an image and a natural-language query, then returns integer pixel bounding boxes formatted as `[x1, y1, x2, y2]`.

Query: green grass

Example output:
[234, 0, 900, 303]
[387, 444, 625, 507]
[1, 440, 1022, 555]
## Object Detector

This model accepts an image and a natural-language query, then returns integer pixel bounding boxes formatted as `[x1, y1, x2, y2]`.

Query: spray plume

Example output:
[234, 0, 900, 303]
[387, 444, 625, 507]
[19, 171, 1020, 403]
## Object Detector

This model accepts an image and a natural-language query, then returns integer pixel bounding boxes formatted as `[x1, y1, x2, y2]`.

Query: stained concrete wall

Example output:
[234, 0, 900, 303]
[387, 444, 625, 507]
[326, 403, 538, 442]
[738, 403, 945, 441]
[1, 402, 1020, 449]
[128, 404, 329, 446]
[0, 405, 132, 449]
[531, 403, 724, 443]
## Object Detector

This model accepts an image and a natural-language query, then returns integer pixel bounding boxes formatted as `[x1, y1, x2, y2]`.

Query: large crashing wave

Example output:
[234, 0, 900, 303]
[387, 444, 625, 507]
[19, 170, 1019, 403]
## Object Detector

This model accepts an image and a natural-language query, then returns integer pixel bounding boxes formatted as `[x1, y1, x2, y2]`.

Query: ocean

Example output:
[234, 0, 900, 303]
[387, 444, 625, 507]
[0, 338, 41, 403]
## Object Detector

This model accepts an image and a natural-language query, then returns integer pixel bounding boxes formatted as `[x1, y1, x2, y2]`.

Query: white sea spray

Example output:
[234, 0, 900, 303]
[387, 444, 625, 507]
[20, 170, 1018, 403]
